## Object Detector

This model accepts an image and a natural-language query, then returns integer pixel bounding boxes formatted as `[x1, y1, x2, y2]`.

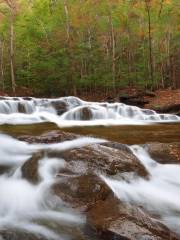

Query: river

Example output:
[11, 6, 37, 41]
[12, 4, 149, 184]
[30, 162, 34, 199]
[0, 96, 180, 240]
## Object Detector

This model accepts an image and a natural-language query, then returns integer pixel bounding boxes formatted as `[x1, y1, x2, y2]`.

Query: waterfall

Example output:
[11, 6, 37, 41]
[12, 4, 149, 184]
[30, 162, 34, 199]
[0, 96, 179, 126]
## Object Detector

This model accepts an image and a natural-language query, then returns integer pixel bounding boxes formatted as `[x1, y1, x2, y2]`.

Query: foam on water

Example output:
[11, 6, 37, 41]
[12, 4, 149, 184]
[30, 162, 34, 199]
[0, 96, 179, 126]
[0, 134, 105, 239]
[102, 145, 180, 235]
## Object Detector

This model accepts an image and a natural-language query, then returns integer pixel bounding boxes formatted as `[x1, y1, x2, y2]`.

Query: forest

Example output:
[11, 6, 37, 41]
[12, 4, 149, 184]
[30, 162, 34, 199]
[0, 0, 179, 97]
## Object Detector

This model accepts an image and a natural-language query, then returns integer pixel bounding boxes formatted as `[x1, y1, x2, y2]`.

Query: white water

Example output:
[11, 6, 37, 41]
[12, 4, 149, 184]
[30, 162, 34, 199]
[0, 134, 106, 239]
[102, 146, 180, 235]
[0, 96, 179, 126]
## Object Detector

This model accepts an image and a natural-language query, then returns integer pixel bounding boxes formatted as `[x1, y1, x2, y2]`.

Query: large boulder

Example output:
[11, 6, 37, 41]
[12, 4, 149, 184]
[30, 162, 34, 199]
[57, 144, 148, 178]
[87, 196, 180, 240]
[20, 130, 149, 184]
[146, 142, 180, 164]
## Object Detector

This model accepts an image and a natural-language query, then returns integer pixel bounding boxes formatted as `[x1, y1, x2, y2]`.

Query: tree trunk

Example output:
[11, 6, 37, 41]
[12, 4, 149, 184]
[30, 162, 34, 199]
[109, 14, 116, 93]
[0, 39, 5, 91]
[64, 0, 70, 42]
[145, 0, 154, 88]
[10, 16, 16, 94]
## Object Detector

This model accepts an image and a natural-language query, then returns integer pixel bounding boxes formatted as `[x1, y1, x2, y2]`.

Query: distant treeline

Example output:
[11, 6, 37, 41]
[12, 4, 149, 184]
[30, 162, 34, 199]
[0, 0, 179, 96]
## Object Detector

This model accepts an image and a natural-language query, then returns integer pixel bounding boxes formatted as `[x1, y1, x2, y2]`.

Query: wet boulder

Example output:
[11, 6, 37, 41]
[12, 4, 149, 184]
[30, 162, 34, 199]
[18, 102, 26, 113]
[87, 196, 180, 240]
[0, 165, 12, 175]
[146, 142, 180, 164]
[51, 100, 67, 115]
[53, 174, 111, 210]
[57, 144, 149, 178]
[80, 107, 93, 121]
[21, 151, 45, 184]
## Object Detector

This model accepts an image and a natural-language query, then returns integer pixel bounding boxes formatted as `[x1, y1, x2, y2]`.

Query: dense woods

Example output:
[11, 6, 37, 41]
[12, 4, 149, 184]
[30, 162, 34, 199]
[0, 0, 179, 96]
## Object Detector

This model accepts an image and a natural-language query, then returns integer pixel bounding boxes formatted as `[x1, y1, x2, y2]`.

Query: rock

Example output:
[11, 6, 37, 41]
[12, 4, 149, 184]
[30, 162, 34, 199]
[57, 144, 149, 178]
[0, 230, 46, 240]
[18, 130, 78, 144]
[53, 174, 111, 210]
[152, 104, 180, 116]
[22, 97, 33, 101]
[87, 196, 180, 240]
[21, 151, 45, 183]
[0, 165, 12, 175]
[51, 100, 67, 115]
[105, 96, 115, 103]
[119, 94, 149, 107]
[18, 102, 26, 113]
[146, 142, 180, 164]
[144, 90, 156, 97]
[80, 107, 93, 121]
[66, 106, 93, 120]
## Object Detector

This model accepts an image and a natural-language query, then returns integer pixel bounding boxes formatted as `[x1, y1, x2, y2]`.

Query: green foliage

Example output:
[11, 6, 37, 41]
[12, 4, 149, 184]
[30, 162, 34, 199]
[0, 0, 179, 96]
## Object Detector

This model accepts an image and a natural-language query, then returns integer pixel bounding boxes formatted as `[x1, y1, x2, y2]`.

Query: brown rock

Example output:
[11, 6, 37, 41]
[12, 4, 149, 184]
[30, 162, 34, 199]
[53, 174, 111, 210]
[146, 142, 180, 164]
[58, 144, 149, 178]
[87, 196, 180, 240]
[51, 100, 67, 115]
[21, 151, 45, 183]
[18, 130, 78, 144]
[18, 102, 26, 113]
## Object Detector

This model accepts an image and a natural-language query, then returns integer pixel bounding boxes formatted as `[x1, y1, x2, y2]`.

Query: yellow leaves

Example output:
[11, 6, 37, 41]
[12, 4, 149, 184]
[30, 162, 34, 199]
[164, 0, 172, 4]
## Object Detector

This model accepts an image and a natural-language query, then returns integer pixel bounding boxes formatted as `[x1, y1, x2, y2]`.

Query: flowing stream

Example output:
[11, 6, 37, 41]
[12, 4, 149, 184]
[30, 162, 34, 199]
[0, 96, 180, 239]
[0, 96, 179, 126]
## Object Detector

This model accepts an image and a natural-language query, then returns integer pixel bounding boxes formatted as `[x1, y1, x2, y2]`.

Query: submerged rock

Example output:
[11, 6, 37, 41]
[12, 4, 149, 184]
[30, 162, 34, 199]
[18, 130, 78, 144]
[146, 142, 180, 164]
[0, 230, 47, 240]
[87, 196, 180, 240]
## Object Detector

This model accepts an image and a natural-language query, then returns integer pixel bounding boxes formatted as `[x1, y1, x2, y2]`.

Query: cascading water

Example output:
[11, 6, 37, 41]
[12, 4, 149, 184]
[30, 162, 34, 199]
[0, 96, 179, 126]
[101, 146, 180, 235]
[0, 134, 106, 239]
[0, 96, 180, 239]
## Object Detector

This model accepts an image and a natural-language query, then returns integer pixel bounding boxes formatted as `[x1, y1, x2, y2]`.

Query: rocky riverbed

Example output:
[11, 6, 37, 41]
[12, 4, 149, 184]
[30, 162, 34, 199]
[0, 130, 180, 240]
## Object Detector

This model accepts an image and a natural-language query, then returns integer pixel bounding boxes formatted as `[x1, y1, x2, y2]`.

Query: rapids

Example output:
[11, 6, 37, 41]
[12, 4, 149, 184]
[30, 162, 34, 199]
[0, 134, 105, 239]
[102, 146, 180, 235]
[0, 96, 180, 239]
[0, 96, 179, 126]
